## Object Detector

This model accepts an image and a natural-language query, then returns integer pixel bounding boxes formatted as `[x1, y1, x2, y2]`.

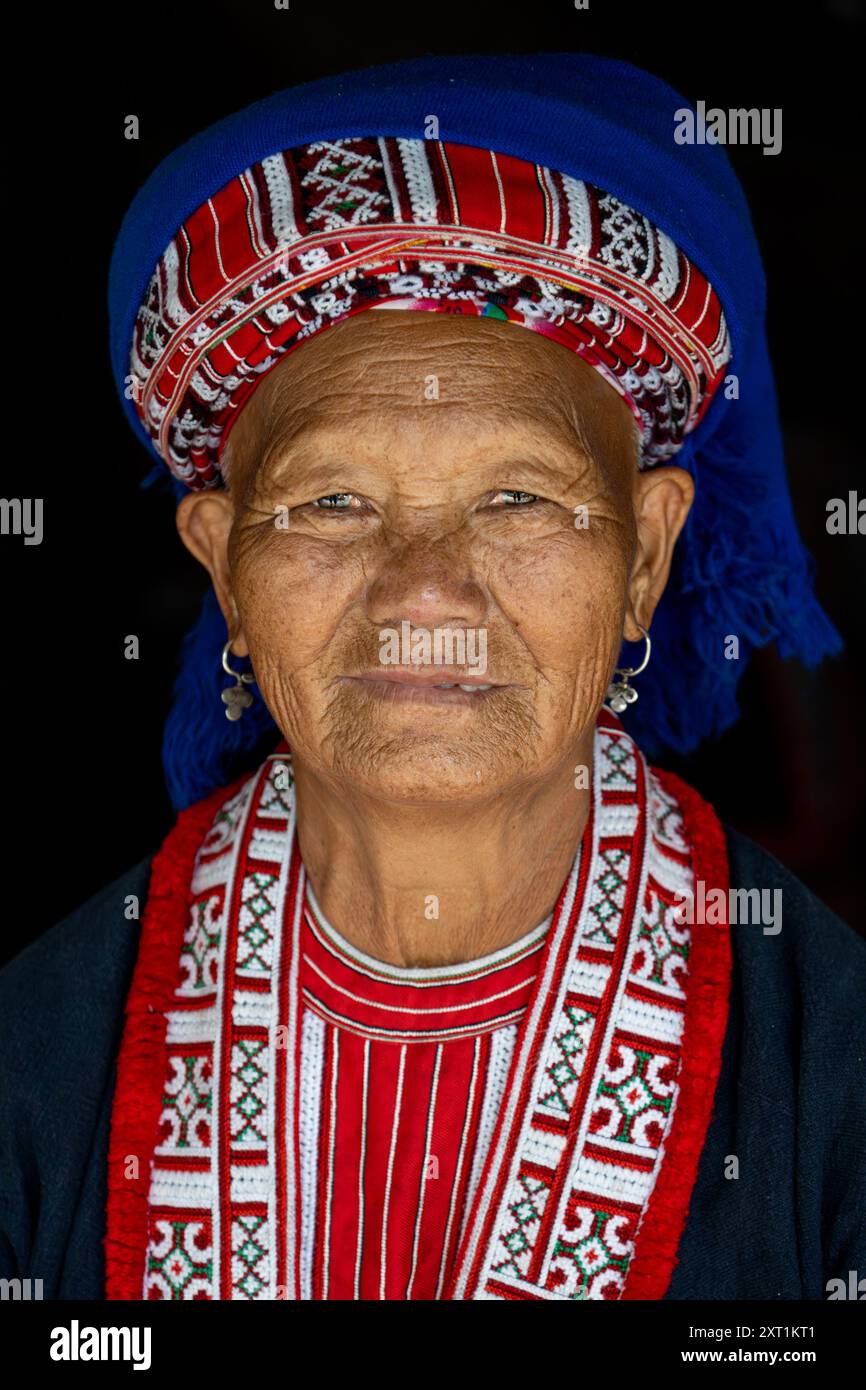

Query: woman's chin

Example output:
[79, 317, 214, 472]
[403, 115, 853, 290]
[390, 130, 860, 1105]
[321, 733, 526, 804]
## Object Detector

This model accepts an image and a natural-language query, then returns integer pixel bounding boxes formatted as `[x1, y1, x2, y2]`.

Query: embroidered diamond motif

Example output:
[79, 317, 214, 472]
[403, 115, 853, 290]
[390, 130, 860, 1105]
[610, 1071, 653, 1119]
[145, 1218, 212, 1300]
[597, 194, 652, 281]
[160, 1053, 212, 1149]
[230, 1038, 268, 1144]
[259, 759, 294, 815]
[591, 1044, 675, 1145]
[599, 736, 636, 790]
[232, 1214, 269, 1300]
[237, 872, 277, 972]
[633, 895, 689, 990]
[547, 1208, 631, 1300]
[491, 1170, 551, 1280]
[302, 140, 388, 230]
[539, 1003, 594, 1112]
[585, 848, 629, 944]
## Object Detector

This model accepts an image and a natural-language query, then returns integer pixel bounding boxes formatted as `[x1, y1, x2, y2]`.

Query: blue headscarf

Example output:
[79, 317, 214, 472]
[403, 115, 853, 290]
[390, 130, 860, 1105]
[109, 52, 841, 811]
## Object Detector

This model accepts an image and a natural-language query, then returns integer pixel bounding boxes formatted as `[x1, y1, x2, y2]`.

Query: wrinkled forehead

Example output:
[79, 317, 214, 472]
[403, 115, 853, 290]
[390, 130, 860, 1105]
[223, 310, 640, 493]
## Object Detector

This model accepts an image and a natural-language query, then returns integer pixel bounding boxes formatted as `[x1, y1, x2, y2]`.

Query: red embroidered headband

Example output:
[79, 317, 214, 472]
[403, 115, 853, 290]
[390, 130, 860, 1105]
[129, 136, 731, 490]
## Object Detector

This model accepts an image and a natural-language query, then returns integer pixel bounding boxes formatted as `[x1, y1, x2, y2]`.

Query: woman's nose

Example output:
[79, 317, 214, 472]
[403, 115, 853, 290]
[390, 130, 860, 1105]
[364, 537, 487, 630]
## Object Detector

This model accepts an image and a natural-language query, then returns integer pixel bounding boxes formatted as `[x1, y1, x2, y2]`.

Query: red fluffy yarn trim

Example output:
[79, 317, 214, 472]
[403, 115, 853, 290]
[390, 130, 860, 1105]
[621, 768, 732, 1300]
[104, 776, 249, 1300]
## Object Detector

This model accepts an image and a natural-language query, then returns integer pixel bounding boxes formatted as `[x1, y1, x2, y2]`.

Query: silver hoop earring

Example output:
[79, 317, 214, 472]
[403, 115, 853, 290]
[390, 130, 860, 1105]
[605, 625, 651, 714]
[221, 641, 255, 722]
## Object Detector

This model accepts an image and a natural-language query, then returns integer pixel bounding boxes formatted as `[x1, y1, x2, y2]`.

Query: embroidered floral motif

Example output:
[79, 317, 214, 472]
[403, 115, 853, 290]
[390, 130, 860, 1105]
[145, 1218, 213, 1300]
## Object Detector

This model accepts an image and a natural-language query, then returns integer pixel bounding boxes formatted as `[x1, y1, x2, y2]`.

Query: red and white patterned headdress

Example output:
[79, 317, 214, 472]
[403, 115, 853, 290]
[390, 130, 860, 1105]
[129, 137, 731, 490]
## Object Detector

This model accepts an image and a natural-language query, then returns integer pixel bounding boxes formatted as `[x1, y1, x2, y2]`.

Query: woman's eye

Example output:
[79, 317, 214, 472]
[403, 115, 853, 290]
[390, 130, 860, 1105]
[313, 493, 357, 510]
[493, 489, 540, 507]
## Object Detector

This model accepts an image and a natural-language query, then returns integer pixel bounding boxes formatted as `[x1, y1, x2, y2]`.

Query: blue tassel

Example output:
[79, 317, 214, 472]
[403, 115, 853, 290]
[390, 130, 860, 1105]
[626, 362, 842, 758]
[161, 587, 278, 811]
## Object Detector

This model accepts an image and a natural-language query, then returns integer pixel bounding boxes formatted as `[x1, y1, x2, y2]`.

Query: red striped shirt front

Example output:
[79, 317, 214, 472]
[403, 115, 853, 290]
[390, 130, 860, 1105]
[299, 887, 548, 1300]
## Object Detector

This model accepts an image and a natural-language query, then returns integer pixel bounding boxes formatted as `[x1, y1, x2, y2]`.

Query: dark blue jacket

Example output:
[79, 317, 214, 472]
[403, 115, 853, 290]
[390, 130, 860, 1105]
[1, 829, 864, 1300]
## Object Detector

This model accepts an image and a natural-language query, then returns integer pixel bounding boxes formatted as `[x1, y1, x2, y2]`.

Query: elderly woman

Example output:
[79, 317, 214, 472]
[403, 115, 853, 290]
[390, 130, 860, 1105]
[1, 53, 863, 1304]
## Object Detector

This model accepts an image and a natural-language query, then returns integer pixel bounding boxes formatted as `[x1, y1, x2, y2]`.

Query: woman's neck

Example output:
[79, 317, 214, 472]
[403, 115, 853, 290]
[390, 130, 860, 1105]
[292, 740, 593, 968]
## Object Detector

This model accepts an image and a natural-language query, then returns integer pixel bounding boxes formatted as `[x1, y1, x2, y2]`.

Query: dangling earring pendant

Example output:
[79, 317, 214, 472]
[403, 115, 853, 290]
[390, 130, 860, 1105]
[605, 625, 651, 715]
[221, 641, 255, 721]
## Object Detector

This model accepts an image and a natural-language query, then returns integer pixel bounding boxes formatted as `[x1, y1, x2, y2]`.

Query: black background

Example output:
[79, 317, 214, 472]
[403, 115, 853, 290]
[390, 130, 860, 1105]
[2, 0, 863, 966]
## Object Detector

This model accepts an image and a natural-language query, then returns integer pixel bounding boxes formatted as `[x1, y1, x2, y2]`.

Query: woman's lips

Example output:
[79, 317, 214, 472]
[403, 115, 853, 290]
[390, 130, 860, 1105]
[340, 669, 503, 707]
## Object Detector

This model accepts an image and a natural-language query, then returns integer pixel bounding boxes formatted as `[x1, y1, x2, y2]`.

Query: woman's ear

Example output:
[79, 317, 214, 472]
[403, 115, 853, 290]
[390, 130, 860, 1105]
[176, 491, 249, 657]
[623, 465, 695, 642]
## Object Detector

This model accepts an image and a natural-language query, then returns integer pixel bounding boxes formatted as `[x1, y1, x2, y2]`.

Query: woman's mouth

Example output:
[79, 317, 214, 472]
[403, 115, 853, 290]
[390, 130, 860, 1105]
[340, 669, 503, 707]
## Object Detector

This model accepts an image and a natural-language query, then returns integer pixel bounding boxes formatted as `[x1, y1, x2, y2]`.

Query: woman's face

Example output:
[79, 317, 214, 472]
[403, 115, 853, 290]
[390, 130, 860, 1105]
[178, 311, 692, 803]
